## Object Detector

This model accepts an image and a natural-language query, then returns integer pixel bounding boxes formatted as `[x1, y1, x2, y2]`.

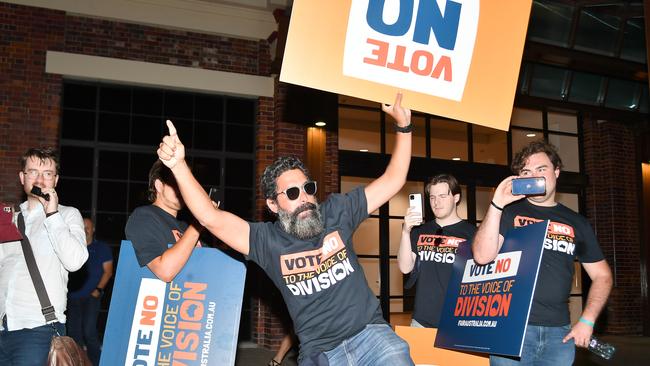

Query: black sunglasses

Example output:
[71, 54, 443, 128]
[276, 181, 317, 201]
[434, 227, 444, 246]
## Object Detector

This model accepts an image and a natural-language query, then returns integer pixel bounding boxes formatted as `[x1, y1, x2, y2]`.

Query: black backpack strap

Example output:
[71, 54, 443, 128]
[16, 213, 57, 323]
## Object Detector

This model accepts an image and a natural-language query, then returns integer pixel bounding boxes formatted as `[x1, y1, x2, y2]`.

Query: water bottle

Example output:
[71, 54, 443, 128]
[587, 336, 616, 360]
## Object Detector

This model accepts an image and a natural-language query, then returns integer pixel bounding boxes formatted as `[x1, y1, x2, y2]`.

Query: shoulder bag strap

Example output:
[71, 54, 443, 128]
[16, 212, 58, 323]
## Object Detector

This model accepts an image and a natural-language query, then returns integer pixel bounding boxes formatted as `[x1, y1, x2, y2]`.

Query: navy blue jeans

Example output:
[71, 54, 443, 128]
[0, 321, 65, 366]
[67, 296, 102, 365]
[490, 324, 575, 366]
[319, 324, 414, 366]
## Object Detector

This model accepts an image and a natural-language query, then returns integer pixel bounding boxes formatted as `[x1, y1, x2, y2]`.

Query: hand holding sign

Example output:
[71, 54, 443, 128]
[382, 92, 411, 128]
[157, 120, 185, 169]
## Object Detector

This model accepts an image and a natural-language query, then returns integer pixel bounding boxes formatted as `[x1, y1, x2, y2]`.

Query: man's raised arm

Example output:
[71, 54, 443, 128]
[365, 93, 412, 214]
[472, 176, 522, 264]
[158, 120, 251, 255]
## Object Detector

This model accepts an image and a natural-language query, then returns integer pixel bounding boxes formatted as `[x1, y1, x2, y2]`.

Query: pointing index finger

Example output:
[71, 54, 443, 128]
[166, 119, 177, 136]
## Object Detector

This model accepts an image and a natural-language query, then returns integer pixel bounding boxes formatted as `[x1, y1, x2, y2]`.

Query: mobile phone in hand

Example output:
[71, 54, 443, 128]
[409, 193, 423, 220]
[208, 187, 222, 207]
[30, 186, 50, 201]
[511, 177, 546, 196]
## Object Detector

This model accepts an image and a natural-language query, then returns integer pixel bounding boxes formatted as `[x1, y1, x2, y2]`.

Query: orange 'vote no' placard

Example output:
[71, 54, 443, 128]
[280, 0, 532, 131]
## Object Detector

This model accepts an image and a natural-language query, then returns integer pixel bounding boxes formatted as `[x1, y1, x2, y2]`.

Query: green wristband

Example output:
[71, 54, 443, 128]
[579, 317, 594, 327]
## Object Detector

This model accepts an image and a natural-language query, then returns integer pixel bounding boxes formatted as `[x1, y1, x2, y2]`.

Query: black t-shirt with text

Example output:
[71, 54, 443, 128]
[499, 199, 604, 326]
[409, 220, 476, 327]
[248, 187, 384, 360]
[125, 205, 188, 267]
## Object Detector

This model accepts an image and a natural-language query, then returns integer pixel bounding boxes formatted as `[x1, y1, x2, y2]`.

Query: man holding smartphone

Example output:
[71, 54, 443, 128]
[0, 147, 88, 366]
[398, 174, 476, 328]
[125, 160, 204, 282]
[472, 140, 613, 365]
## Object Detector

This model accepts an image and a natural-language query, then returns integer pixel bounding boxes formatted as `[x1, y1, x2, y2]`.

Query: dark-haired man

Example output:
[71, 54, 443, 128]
[157, 94, 414, 365]
[125, 160, 202, 282]
[398, 174, 476, 328]
[472, 140, 612, 365]
[0, 147, 88, 366]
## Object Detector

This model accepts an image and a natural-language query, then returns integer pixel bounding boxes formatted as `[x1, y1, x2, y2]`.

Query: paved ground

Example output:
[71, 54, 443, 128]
[235, 342, 298, 366]
[234, 335, 649, 366]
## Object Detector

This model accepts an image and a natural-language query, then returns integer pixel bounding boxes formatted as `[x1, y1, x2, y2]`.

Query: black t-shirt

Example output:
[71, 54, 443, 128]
[248, 186, 384, 360]
[125, 205, 188, 267]
[499, 199, 604, 326]
[409, 220, 476, 327]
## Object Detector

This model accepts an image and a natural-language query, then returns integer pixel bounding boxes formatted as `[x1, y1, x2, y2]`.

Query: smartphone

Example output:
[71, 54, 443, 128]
[30, 186, 50, 201]
[208, 187, 223, 207]
[409, 193, 423, 219]
[511, 177, 546, 196]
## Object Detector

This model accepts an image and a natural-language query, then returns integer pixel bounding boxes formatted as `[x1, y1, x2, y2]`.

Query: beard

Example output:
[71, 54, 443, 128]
[277, 202, 324, 240]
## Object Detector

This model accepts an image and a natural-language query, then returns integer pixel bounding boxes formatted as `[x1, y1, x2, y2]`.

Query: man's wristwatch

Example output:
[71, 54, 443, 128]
[95, 287, 105, 295]
[393, 123, 414, 133]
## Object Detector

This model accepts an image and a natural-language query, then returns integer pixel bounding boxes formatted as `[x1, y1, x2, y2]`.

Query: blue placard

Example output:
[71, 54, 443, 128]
[435, 221, 549, 357]
[100, 241, 246, 366]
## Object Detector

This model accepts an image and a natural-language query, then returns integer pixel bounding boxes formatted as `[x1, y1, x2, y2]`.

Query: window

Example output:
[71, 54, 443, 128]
[386, 115, 426, 157]
[569, 72, 604, 106]
[60, 82, 256, 245]
[473, 125, 507, 165]
[528, 0, 574, 47]
[511, 108, 543, 129]
[338, 96, 471, 162]
[339, 107, 381, 152]
[620, 17, 646, 63]
[529, 64, 569, 100]
[605, 78, 641, 111]
[574, 4, 623, 56]
[431, 119, 468, 161]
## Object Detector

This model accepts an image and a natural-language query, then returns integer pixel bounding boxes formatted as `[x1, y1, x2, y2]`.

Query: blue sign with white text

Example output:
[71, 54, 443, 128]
[100, 241, 246, 366]
[435, 221, 549, 356]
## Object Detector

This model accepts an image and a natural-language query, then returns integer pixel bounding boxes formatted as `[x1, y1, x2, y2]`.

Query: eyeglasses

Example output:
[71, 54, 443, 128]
[434, 227, 444, 246]
[23, 169, 57, 181]
[276, 181, 317, 200]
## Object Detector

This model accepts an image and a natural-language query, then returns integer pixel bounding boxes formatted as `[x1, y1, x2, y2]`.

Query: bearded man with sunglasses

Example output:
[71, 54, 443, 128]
[157, 93, 414, 366]
[0, 148, 88, 366]
[398, 174, 476, 329]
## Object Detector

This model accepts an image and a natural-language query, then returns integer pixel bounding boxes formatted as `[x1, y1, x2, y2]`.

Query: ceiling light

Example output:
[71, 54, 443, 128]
[526, 133, 536, 137]
[315, 121, 326, 127]
[360, 149, 368, 152]
[452, 157, 461, 161]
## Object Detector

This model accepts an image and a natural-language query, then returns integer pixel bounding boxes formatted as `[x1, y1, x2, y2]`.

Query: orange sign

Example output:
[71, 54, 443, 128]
[280, 0, 532, 131]
[394, 326, 489, 365]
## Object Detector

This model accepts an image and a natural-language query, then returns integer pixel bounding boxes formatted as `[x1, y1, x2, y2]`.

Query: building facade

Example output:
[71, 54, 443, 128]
[1, 0, 648, 349]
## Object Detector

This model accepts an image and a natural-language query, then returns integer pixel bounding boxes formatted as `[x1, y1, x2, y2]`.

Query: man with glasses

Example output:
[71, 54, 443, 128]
[472, 140, 612, 365]
[157, 93, 415, 365]
[398, 174, 476, 328]
[0, 147, 88, 366]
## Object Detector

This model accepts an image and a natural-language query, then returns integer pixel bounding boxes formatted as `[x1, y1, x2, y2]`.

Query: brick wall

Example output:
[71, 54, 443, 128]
[0, 3, 65, 203]
[323, 128, 340, 196]
[583, 117, 643, 335]
[64, 15, 269, 76]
